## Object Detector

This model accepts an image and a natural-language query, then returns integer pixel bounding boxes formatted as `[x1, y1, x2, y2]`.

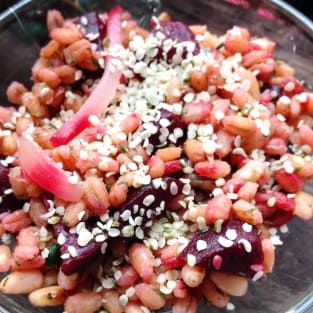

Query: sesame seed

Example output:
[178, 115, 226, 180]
[68, 175, 79, 184]
[22, 202, 30, 213]
[270, 235, 283, 246]
[182, 183, 191, 195]
[252, 270, 264, 282]
[57, 233, 66, 245]
[183, 93, 195, 103]
[120, 210, 131, 221]
[80, 16, 88, 25]
[118, 294, 128, 306]
[239, 239, 252, 253]
[95, 234, 106, 242]
[225, 229, 237, 241]
[135, 227, 144, 239]
[267, 197, 276, 207]
[170, 181, 179, 195]
[283, 160, 294, 173]
[77, 230, 93, 246]
[166, 280, 177, 290]
[157, 273, 167, 284]
[68, 246, 78, 258]
[215, 178, 226, 187]
[102, 278, 115, 289]
[88, 115, 100, 126]
[284, 81, 295, 92]
[196, 239, 208, 251]
[214, 110, 225, 120]
[242, 223, 252, 232]
[122, 225, 135, 237]
[227, 192, 238, 200]
[125, 287, 136, 297]
[160, 284, 172, 295]
[41, 248, 49, 259]
[140, 306, 151, 313]
[114, 270, 122, 281]
[226, 302, 235, 311]
[279, 95, 291, 105]
[78, 211, 86, 221]
[212, 188, 224, 196]
[143, 194, 155, 206]
[280, 224, 289, 233]
[3, 188, 13, 195]
[187, 253, 197, 267]
[108, 228, 121, 238]
[276, 114, 286, 122]
[61, 253, 70, 260]
[48, 216, 60, 225]
[218, 236, 233, 248]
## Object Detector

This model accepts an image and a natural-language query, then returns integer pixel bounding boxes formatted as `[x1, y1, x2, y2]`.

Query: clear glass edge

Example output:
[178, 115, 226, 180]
[0, 0, 312, 312]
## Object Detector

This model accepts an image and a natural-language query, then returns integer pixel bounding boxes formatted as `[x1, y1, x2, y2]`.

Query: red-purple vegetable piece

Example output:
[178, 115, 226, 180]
[50, 6, 122, 146]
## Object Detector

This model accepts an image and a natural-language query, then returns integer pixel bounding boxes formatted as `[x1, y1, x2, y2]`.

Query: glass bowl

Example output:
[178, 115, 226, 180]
[0, 0, 312, 313]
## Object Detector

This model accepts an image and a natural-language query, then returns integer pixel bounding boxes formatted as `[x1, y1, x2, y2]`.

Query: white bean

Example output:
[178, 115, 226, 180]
[0, 270, 43, 294]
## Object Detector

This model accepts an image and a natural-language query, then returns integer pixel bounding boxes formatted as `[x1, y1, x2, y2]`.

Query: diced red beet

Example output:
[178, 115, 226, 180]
[164, 160, 183, 175]
[281, 77, 304, 98]
[0, 164, 11, 194]
[273, 192, 295, 211]
[274, 169, 304, 193]
[158, 21, 200, 54]
[54, 221, 103, 275]
[118, 177, 185, 229]
[152, 21, 200, 62]
[0, 164, 24, 212]
[74, 12, 107, 51]
[265, 209, 294, 227]
[256, 202, 277, 219]
[180, 219, 264, 277]
[149, 109, 185, 149]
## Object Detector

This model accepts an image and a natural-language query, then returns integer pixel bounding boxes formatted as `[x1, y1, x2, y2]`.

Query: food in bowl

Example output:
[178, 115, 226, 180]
[0, 4, 313, 313]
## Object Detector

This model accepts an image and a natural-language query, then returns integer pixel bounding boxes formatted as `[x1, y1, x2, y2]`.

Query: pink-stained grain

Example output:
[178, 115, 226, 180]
[129, 243, 155, 282]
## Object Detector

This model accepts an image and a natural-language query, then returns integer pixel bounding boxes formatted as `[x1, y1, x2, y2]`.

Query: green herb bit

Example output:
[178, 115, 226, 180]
[156, 142, 167, 149]
[216, 42, 224, 49]
[119, 143, 128, 153]
[152, 288, 166, 299]
[118, 180, 129, 186]
[214, 219, 223, 233]
[1, 277, 9, 287]
[102, 37, 110, 48]
[247, 206, 257, 213]
[45, 243, 60, 266]
[200, 226, 209, 233]
[47, 292, 54, 300]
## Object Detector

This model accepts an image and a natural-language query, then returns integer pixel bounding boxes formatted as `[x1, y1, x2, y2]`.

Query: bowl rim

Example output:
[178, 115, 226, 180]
[0, 0, 312, 313]
[0, 0, 313, 36]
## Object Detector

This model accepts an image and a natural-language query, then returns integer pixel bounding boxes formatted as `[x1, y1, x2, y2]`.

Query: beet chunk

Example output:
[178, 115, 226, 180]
[152, 21, 200, 62]
[149, 109, 185, 149]
[118, 177, 185, 232]
[181, 219, 264, 277]
[54, 221, 103, 275]
[74, 12, 107, 50]
[159, 21, 200, 55]
[0, 164, 11, 194]
[0, 164, 24, 212]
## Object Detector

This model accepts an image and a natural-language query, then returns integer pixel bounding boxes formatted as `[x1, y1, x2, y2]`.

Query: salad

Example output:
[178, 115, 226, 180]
[0, 5, 313, 313]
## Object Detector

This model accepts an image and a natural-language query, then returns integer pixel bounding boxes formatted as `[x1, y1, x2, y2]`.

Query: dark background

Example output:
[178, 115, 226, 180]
[0, 0, 313, 20]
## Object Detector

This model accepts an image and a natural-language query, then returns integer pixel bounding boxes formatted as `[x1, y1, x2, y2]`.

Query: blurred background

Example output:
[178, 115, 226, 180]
[0, 0, 312, 19]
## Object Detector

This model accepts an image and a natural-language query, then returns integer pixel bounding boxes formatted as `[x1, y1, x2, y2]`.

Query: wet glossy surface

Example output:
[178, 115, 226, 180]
[0, 1, 312, 312]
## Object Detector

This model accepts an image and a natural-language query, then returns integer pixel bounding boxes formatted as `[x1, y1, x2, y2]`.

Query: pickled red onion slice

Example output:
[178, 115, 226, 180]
[50, 6, 122, 147]
[18, 136, 83, 202]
